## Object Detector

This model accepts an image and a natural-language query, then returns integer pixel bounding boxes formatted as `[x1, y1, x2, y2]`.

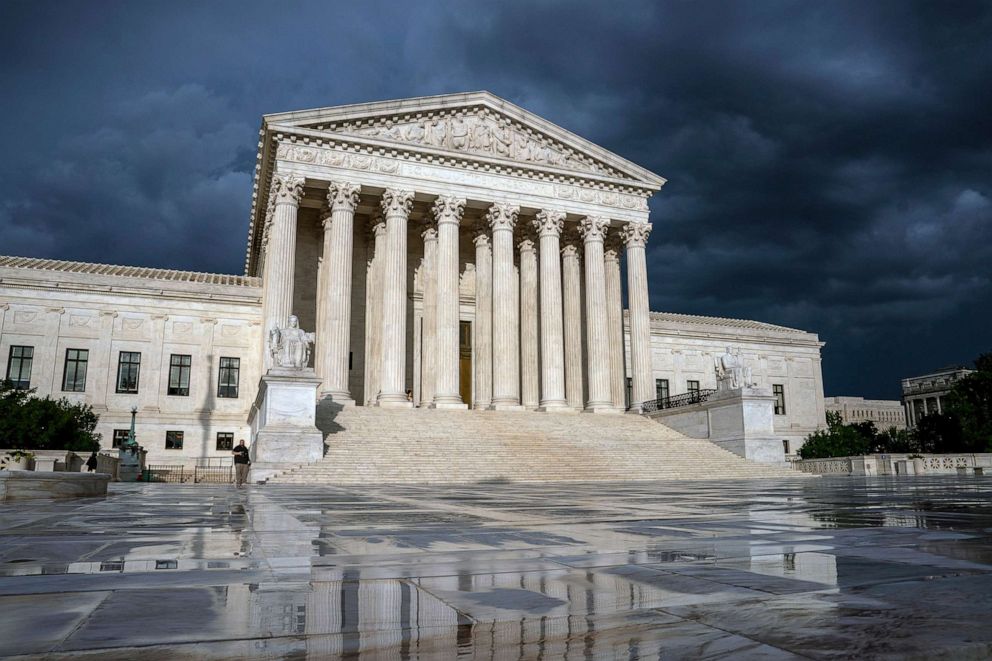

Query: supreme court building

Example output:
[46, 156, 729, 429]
[0, 93, 826, 465]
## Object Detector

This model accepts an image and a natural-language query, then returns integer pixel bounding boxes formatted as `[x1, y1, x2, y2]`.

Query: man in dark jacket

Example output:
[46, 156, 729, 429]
[232, 440, 251, 487]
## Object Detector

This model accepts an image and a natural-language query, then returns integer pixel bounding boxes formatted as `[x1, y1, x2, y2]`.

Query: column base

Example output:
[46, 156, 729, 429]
[584, 403, 621, 414]
[379, 400, 414, 409]
[489, 402, 525, 411]
[538, 400, 574, 412]
[319, 392, 356, 407]
[431, 401, 469, 410]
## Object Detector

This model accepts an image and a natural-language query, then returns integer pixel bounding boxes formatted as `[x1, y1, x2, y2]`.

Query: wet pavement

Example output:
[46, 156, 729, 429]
[1, 476, 992, 659]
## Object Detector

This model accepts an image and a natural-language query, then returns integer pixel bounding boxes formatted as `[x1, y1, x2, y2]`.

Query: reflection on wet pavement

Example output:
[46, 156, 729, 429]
[1, 476, 992, 658]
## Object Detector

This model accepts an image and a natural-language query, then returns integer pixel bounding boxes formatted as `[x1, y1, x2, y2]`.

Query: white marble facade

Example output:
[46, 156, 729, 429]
[0, 93, 827, 464]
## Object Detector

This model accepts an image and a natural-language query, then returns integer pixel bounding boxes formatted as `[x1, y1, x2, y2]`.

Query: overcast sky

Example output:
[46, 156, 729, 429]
[1, 1, 989, 399]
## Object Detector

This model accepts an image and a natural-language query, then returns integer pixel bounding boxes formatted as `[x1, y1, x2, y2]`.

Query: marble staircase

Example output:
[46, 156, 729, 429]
[263, 407, 802, 484]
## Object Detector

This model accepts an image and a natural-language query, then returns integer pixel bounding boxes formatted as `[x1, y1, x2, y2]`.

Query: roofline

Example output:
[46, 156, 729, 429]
[0, 255, 260, 288]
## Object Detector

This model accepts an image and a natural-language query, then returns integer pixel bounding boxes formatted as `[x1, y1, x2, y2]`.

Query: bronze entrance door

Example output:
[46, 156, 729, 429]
[459, 321, 472, 407]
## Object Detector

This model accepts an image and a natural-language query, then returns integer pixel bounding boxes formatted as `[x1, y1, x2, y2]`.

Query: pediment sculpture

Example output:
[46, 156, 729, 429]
[268, 315, 315, 370]
[325, 110, 616, 176]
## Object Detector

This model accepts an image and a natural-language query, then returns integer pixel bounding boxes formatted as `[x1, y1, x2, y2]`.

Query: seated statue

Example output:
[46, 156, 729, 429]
[268, 315, 315, 370]
[715, 346, 754, 391]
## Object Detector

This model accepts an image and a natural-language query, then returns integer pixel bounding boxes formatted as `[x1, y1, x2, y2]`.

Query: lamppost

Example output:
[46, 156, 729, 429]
[118, 406, 143, 481]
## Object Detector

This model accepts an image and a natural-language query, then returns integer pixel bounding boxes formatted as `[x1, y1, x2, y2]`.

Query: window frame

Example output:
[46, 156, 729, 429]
[773, 384, 787, 415]
[5, 345, 33, 390]
[655, 378, 670, 402]
[167, 354, 192, 397]
[216, 432, 234, 451]
[165, 430, 184, 450]
[687, 380, 700, 394]
[61, 348, 89, 392]
[112, 429, 130, 449]
[115, 351, 142, 394]
[217, 356, 240, 399]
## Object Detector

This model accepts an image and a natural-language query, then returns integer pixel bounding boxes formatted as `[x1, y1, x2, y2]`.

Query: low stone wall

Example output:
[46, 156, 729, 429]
[794, 453, 992, 476]
[0, 471, 111, 502]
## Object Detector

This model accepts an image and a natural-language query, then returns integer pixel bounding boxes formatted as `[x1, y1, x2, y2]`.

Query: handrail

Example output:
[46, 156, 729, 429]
[642, 389, 717, 413]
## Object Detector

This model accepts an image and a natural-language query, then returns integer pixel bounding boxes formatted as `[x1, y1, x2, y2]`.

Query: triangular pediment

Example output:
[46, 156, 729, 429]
[264, 92, 665, 188]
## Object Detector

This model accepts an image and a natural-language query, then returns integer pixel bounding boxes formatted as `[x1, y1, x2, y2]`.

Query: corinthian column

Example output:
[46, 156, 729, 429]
[472, 228, 493, 410]
[419, 222, 438, 407]
[487, 202, 523, 410]
[261, 173, 305, 369]
[518, 232, 540, 409]
[561, 233, 585, 409]
[432, 195, 468, 408]
[534, 210, 568, 410]
[579, 216, 615, 412]
[363, 216, 387, 405]
[377, 189, 415, 408]
[604, 234, 626, 410]
[316, 181, 361, 404]
[622, 222, 654, 412]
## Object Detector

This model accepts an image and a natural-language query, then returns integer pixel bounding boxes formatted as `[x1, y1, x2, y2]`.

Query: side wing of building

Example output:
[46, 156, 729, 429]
[626, 311, 827, 455]
[0, 257, 263, 466]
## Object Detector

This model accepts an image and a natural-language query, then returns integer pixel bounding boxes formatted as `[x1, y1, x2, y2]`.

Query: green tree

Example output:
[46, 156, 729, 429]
[873, 426, 917, 453]
[941, 353, 992, 452]
[799, 411, 874, 459]
[0, 381, 101, 452]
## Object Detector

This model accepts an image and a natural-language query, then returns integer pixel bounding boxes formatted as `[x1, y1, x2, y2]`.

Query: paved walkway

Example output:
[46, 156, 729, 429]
[1, 476, 991, 659]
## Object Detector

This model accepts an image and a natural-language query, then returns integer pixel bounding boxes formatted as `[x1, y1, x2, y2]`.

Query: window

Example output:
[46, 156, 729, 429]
[216, 432, 234, 451]
[112, 429, 130, 449]
[655, 378, 669, 401]
[687, 380, 700, 394]
[5, 345, 33, 390]
[217, 357, 240, 398]
[782, 439, 790, 455]
[116, 351, 141, 394]
[165, 430, 184, 450]
[773, 384, 786, 415]
[625, 378, 633, 407]
[62, 348, 89, 392]
[168, 354, 191, 396]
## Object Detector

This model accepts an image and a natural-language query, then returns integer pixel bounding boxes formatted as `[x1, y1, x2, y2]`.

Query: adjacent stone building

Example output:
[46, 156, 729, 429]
[824, 396, 906, 431]
[0, 92, 827, 465]
[901, 366, 974, 428]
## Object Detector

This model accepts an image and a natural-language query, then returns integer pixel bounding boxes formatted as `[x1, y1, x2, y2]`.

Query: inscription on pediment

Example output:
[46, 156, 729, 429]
[312, 108, 621, 177]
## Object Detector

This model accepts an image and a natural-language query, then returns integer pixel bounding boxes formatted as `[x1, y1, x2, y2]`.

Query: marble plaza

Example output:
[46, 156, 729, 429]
[2, 476, 992, 658]
[0, 92, 826, 471]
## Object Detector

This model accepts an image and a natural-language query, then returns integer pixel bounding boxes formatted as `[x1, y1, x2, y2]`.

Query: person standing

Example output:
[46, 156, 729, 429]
[85, 451, 98, 473]
[232, 440, 251, 487]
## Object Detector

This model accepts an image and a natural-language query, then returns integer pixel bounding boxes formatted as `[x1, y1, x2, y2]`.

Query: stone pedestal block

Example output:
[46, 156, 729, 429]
[647, 387, 786, 465]
[249, 368, 324, 481]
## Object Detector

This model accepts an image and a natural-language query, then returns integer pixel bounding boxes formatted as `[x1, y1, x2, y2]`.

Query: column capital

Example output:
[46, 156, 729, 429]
[271, 173, 306, 205]
[319, 208, 334, 231]
[486, 202, 519, 232]
[579, 216, 610, 242]
[327, 180, 361, 213]
[561, 242, 581, 259]
[604, 233, 623, 262]
[421, 220, 438, 242]
[432, 195, 466, 225]
[381, 189, 415, 217]
[517, 236, 537, 254]
[472, 227, 491, 248]
[533, 209, 565, 237]
[621, 222, 652, 248]
[368, 213, 387, 238]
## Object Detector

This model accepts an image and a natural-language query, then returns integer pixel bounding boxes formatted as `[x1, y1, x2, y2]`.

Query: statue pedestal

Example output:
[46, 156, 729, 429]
[248, 367, 324, 482]
[646, 386, 786, 465]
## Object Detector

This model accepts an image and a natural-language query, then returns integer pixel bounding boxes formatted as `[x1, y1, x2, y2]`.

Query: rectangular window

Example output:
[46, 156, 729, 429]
[782, 439, 790, 455]
[168, 354, 191, 396]
[165, 430, 184, 450]
[655, 378, 669, 401]
[112, 429, 130, 449]
[687, 380, 700, 394]
[217, 357, 240, 398]
[216, 432, 234, 451]
[5, 345, 33, 390]
[625, 378, 633, 408]
[116, 351, 141, 394]
[62, 348, 89, 392]
[773, 384, 786, 415]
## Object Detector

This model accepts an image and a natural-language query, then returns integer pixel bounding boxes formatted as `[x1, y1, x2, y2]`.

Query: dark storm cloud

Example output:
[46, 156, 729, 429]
[0, 0, 989, 398]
